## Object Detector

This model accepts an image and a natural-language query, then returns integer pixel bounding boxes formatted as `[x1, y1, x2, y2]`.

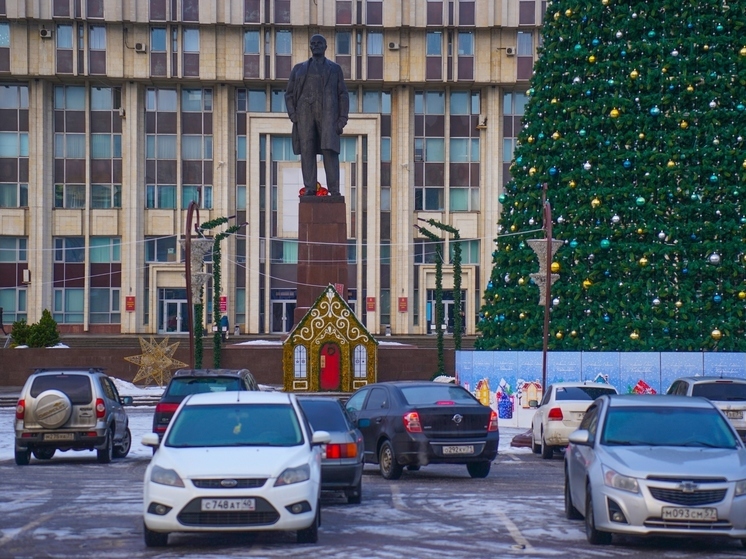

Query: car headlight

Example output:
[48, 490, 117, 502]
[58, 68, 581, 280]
[735, 480, 746, 497]
[275, 464, 311, 487]
[150, 465, 185, 487]
[603, 465, 639, 493]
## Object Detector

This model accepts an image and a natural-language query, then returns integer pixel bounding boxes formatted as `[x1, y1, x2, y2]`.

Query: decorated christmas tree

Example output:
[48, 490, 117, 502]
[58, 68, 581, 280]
[477, 0, 746, 351]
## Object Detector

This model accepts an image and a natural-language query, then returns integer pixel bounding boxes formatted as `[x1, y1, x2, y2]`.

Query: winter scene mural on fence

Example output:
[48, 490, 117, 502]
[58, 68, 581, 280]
[457, 351, 746, 428]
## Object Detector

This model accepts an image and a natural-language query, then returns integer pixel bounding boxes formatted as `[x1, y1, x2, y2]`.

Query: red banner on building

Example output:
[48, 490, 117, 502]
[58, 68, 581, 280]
[366, 297, 376, 312]
[219, 295, 227, 312]
[398, 297, 408, 312]
[125, 296, 135, 312]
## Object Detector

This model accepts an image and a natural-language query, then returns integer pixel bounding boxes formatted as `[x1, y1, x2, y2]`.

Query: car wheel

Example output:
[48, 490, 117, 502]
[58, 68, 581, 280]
[345, 478, 362, 505]
[297, 501, 320, 544]
[564, 470, 582, 520]
[541, 434, 554, 459]
[14, 448, 30, 466]
[113, 427, 132, 459]
[378, 440, 403, 480]
[33, 390, 73, 429]
[585, 485, 612, 545]
[466, 461, 491, 478]
[531, 434, 541, 454]
[33, 448, 55, 460]
[97, 430, 113, 464]
[143, 522, 168, 547]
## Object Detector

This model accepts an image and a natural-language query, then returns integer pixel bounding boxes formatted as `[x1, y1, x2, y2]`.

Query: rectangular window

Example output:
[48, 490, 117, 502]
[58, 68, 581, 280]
[146, 235, 177, 262]
[336, 31, 351, 55]
[54, 184, 86, 209]
[89, 287, 120, 324]
[91, 184, 121, 208]
[146, 184, 177, 209]
[0, 237, 27, 262]
[244, 30, 260, 54]
[0, 22, 9, 47]
[54, 287, 85, 323]
[0, 184, 28, 208]
[449, 239, 480, 264]
[88, 26, 107, 74]
[426, 32, 442, 56]
[248, 89, 266, 112]
[54, 237, 85, 263]
[90, 237, 121, 263]
[151, 27, 167, 52]
[0, 287, 27, 323]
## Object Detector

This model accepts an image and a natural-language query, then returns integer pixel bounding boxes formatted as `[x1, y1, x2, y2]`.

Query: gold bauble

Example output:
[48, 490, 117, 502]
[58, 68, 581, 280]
[686, 85, 694, 92]
[528, 135, 535, 143]
[519, 312, 526, 320]
[742, 159, 746, 169]
[552, 131, 561, 140]
[529, 167, 537, 176]
[554, 11, 561, 20]
[510, 224, 517, 232]
[740, 46, 746, 57]
[551, 98, 558, 104]
[518, 277, 526, 285]
[602, 0, 609, 5]
[703, 45, 709, 51]
[667, 160, 676, 168]
[680, 120, 688, 129]
[636, 228, 645, 235]
[712, 329, 722, 340]
[569, 180, 577, 188]
[639, 256, 649, 266]
[588, 55, 597, 64]
[570, 330, 578, 338]
[583, 279, 592, 289]
[675, 301, 683, 308]
[661, 67, 667, 74]
[639, 133, 645, 140]
[591, 197, 601, 208]
[565, 9, 573, 16]
[555, 331, 564, 340]
[610, 108, 619, 118]
[630, 69, 639, 79]
[551, 262, 561, 273]
[739, 291, 746, 300]
[630, 331, 640, 340]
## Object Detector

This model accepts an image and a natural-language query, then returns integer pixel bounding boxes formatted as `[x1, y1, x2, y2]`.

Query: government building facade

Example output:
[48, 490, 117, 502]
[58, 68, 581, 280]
[0, 0, 542, 336]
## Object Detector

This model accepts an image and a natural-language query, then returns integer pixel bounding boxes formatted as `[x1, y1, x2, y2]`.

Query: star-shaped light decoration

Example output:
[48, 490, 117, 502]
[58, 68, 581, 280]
[125, 337, 188, 387]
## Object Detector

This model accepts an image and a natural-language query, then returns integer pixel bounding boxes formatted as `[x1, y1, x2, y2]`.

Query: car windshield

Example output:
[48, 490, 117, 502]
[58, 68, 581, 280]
[601, 406, 738, 448]
[400, 385, 479, 406]
[298, 400, 350, 432]
[165, 403, 303, 448]
[30, 375, 92, 405]
[692, 382, 746, 401]
[167, 377, 243, 397]
[555, 386, 616, 401]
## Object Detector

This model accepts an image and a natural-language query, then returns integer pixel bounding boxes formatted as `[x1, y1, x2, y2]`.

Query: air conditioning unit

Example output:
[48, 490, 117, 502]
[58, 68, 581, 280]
[388, 42, 400, 51]
[22, 269, 31, 284]
[39, 28, 53, 39]
[135, 43, 147, 53]
[505, 46, 516, 56]
[118, 107, 126, 118]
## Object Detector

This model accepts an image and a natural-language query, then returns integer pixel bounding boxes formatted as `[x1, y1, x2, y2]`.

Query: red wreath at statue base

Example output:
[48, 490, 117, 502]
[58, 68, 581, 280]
[299, 182, 329, 197]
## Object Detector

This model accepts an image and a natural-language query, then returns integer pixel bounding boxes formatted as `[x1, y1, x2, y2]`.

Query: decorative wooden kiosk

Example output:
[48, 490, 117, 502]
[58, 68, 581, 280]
[283, 285, 377, 392]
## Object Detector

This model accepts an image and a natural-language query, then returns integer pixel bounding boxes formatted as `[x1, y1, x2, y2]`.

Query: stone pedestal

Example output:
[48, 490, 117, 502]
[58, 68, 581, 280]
[293, 196, 348, 327]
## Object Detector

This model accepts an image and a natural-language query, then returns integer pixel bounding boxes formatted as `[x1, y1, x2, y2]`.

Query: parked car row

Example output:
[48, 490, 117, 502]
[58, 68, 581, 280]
[13, 368, 746, 549]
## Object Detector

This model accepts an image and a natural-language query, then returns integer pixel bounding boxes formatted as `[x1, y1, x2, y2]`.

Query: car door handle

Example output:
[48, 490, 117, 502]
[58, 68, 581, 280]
[374, 417, 383, 424]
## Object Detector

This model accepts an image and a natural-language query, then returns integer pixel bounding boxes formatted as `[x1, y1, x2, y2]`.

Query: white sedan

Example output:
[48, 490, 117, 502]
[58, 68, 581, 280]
[531, 381, 617, 459]
[141, 391, 330, 547]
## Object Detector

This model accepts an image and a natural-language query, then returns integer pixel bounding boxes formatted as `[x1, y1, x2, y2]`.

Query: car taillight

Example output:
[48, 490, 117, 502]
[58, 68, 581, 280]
[436, 400, 455, 405]
[155, 402, 180, 416]
[15, 399, 25, 420]
[488, 409, 499, 432]
[95, 398, 106, 418]
[325, 442, 358, 459]
[548, 407, 564, 421]
[403, 411, 422, 433]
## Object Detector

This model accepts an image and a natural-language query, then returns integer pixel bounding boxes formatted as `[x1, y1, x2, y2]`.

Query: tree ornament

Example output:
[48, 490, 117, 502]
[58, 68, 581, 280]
[579, 129, 587, 137]
[565, 9, 573, 16]
[529, 167, 537, 176]
[636, 196, 646, 206]
[591, 197, 601, 208]
[588, 55, 596, 63]
[603, 314, 610, 323]
[639, 256, 649, 266]
[570, 240, 579, 248]
[583, 161, 592, 171]
[740, 47, 746, 57]
[498, 194, 507, 203]
[709, 174, 718, 183]
[687, 85, 694, 92]
[630, 331, 640, 340]
[600, 239, 611, 249]
[518, 277, 526, 285]
[667, 160, 676, 168]
[658, 231, 666, 240]
[569, 180, 577, 188]
[738, 291, 746, 300]
[675, 301, 683, 308]
[610, 108, 619, 118]
[630, 69, 639, 79]
[623, 159, 632, 169]
[555, 331, 564, 339]
[650, 106, 661, 116]
[709, 100, 718, 109]
[653, 298, 661, 306]
[571, 330, 578, 338]
[712, 329, 722, 340]
[638, 133, 645, 139]
[671, 49, 679, 57]
[583, 279, 593, 289]
[611, 214, 621, 224]
[708, 253, 721, 265]
[519, 312, 526, 319]
[551, 132, 560, 140]
[680, 120, 688, 129]
[504, 273, 511, 282]
[637, 228, 645, 235]
[714, 294, 723, 304]
[551, 262, 560, 273]
[510, 225, 517, 232]
[527, 136, 534, 143]
[552, 298, 560, 306]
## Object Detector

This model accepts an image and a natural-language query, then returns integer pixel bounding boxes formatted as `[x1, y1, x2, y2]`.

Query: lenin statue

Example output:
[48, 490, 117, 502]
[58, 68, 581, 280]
[285, 34, 350, 196]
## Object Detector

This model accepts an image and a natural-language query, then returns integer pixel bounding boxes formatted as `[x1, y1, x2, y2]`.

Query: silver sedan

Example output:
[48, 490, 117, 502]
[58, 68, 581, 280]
[565, 394, 746, 546]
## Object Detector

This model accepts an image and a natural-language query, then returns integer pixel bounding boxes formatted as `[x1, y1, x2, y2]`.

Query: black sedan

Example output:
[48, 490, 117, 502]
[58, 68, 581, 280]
[345, 381, 499, 479]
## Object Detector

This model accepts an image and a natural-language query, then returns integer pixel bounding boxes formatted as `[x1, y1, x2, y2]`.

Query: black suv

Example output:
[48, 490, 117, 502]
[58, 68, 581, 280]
[14, 368, 133, 465]
[152, 368, 259, 438]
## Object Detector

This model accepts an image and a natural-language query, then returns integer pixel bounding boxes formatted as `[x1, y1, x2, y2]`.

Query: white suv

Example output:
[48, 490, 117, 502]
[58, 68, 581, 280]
[14, 368, 133, 465]
[531, 381, 618, 459]
[666, 376, 746, 442]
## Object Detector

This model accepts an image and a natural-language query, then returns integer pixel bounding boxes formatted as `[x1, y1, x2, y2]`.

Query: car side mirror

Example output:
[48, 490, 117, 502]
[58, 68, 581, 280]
[312, 430, 331, 445]
[120, 396, 134, 406]
[141, 433, 160, 448]
[529, 399, 538, 408]
[568, 429, 591, 446]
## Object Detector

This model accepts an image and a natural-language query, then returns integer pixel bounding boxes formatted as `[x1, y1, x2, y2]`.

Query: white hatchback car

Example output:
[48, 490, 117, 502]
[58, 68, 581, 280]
[141, 391, 330, 547]
[531, 381, 618, 459]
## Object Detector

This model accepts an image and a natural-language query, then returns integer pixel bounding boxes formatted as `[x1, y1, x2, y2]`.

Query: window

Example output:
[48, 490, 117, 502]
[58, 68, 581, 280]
[243, 29, 261, 78]
[0, 23, 8, 72]
[426, 32, 442, 56]
[294, 345, 307, 378]
[0, 237, 27, 262]
[270, 88, 287, 112]
[54, 184, 85, 208]
[517, 31, 534, 81]
[54, 288, 84, 323]
[367, 32, 383, 80]
[89, 288, 120, 323]
[146, 236, 178, 262]
[353, 345, 367, 378]
[0, 287, 27, 323]
[275, 30, 292, 79]
[90, 237, 121, 263]
[414, 239, 444, 264]
[88, 26, 107, 75]
[91, 184, 121, 209]
[0, 184, 27, 207]
[55, 237, 85, 262]
[150, 27, 167, 76]
[0, 132, 28, 158]
[336, 31, 351, 55]
[449, 239, 480, 264]
[270, 239, 298, 264]
[182, 185, 212, 209]
[244, 29, 260, 54]
[146, 185, 177, 209]
[183, 28, 200, 77]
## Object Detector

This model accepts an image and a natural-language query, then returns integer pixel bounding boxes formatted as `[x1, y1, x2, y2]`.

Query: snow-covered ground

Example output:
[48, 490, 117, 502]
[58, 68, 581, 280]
[0, 378, 532, 461]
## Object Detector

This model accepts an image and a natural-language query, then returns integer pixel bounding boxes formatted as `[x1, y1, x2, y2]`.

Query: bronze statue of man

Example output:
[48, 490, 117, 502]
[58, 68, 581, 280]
[285, 34, 349, 196]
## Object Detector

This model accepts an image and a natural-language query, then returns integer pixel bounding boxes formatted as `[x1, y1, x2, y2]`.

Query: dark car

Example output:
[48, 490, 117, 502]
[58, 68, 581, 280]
[345, 381, 499, 479]
[14, 368, 133, 465]
[298, 396, 364, 504]
[152, 368, 259, 438]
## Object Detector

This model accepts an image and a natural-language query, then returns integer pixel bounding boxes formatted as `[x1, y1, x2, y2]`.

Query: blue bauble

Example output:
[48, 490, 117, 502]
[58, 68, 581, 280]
[620, 50, 627, 57]
[716, 24, 724, 32]
[682, 268, 688, 274]
[549, 167, 558, 176]
[579, 129, 587, 137]
[586, 90, 593, 97]
[600, 239, 611, 249]
[570, 240, 579, 249]
[603, 314, 611, 323]
[648, 30, 656, 38]
[623, 159, 632, 169]
[574, 44, 583, 52]
[714, 294, 723, 303]
[592, 38, 600, 46]
[498, 314, 505, 322]
[650, 106, 661, 116]
[738, 104, 746, 112]
[710, 174, 718, 183]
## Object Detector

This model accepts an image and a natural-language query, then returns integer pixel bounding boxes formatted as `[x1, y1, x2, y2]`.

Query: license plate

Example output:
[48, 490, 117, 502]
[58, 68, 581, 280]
[201, 498, 255, 512]
[661, 507, 717, 521]
[43, 433, 74, 441]
[726, 410, 743, 419]
[442, 445, 474, 455]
